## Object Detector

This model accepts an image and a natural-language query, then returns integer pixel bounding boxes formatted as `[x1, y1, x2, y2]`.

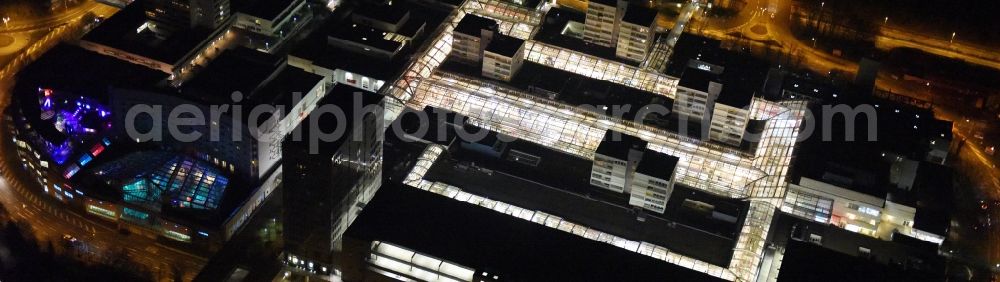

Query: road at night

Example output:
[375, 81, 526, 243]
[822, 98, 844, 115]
[0, 1, 208, 281]
[0, 0, 995, 280]
[0, 1, 119, 102]
[553, 0, 1000, 77]
[0, 1, 107, 34]
[0, 126, 207, 282]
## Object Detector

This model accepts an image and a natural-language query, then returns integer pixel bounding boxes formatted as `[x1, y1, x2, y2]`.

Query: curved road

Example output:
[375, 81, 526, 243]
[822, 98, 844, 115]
[0, 1, 209, 282]
[0, 1, 106, 34]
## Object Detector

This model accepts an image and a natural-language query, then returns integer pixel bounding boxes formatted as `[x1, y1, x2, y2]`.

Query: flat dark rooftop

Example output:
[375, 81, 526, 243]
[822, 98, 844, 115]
[678, 68, 720, 92]
[777, 240, 941, 282]
[511, 0, 542, 9]
[454, 14, 497, 36]
[666, 33, 723, 77]
[235, 0, 297, 21]
[12, 44, 166, 150]
[911, 163, 953, 235]
[596, 130, 647, 159]
[715, 52, 770, 108]
[534, 7, 640, 66]
[622, 5, 657, 26]
[780, 75, 843, 102]
[396, 17, 426, 38]
[485, 34, 524, 56]
[769, 212, 945, 277]
[792, 94, 954, 185]
[636, 149, 678, 179]
[353, 3, 410, 25]
[510, 61, 664, 114]
[818, 161, 891, 198]
[15, 44, 167, 98]
[291, 3, 447, 81]
[422, 132, 745, 266]
[283, 83, 382, 156]
[82, 4, 213, 65]
[391, 106, 466, 147]
[182, 48, 284, 104]
[589, 0, 618, 6]
[328, 23, 403, 53]
[249, 67, 323, 109]
[347, 182, 728, 282]
[436, 0, 464, 6]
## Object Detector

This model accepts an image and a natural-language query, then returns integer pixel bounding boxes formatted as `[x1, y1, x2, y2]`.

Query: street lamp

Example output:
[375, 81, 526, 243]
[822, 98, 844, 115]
[883, 17, 888, 25]
[950, 32, 957, 44]
[2, 17, 10, 28]
[812, 37, 817, 48]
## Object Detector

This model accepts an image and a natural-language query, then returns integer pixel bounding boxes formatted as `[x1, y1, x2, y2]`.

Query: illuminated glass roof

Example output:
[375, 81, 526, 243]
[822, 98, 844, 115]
[95, 152, 230, 211]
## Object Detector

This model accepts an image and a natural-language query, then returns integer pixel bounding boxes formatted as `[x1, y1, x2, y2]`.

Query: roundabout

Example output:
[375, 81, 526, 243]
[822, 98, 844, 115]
[0, 35, 13, 47]
[750, 24, 768, 36]
[0, 32, 32, 56]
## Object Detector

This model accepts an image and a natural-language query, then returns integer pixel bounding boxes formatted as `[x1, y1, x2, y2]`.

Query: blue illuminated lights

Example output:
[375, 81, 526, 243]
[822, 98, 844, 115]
[78, 154, 93, 166]
[48, 141, 72, 165]
[32, 87, 112, 169]
[94, 152, 230, 211]
[63, 164, 80, 179]
[122, 207, 150, 221]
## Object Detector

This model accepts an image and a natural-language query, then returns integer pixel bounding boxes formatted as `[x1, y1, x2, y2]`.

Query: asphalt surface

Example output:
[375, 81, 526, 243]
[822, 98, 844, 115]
[0, 121, 207, 281]
[0, 2, 208, 281]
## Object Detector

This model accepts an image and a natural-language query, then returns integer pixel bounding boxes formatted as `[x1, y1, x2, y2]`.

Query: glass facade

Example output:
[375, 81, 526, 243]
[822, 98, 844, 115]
[523, 41, 679, 98]
[411, 71, 764, 198]
[95, 152, 230, 211]
[405, 145, 737, 281]
[369, 241, 476, 282]
[781, 189, 834, 223]
[380, 0, 812, 279]
[462, 0, 540, 40]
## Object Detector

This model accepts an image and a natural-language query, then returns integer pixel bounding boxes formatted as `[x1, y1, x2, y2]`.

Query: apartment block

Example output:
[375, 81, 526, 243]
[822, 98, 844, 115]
[674, 69, 722, 124]
[451, 14, 498, 63]
[482, 34, 525, 82]
[615, 6, 656, 62]
[591, 131, 647, 193]
[629, 150, 679, 213]
[584, 0, 626, 47]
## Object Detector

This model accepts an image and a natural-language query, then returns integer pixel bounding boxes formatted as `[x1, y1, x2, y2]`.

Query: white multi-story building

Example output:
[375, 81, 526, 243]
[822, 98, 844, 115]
[628, 150, 678, 213]
[674, 59, 763, 146]
[144, 0, 230, 29]
[482, 34, 525, 82]
[615, 6, 656, 62]
[234, 0, 309, 36]
[233, 0, 312, 52]
[674, 69, 722, 124]
[782, 175, 947, 245]
[783, 177, 885, 237]
[451, 14, 497, 63]
[591, 131, 646, 193]
[709, 100, 751, 146]
[584, 0, 626, 47]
